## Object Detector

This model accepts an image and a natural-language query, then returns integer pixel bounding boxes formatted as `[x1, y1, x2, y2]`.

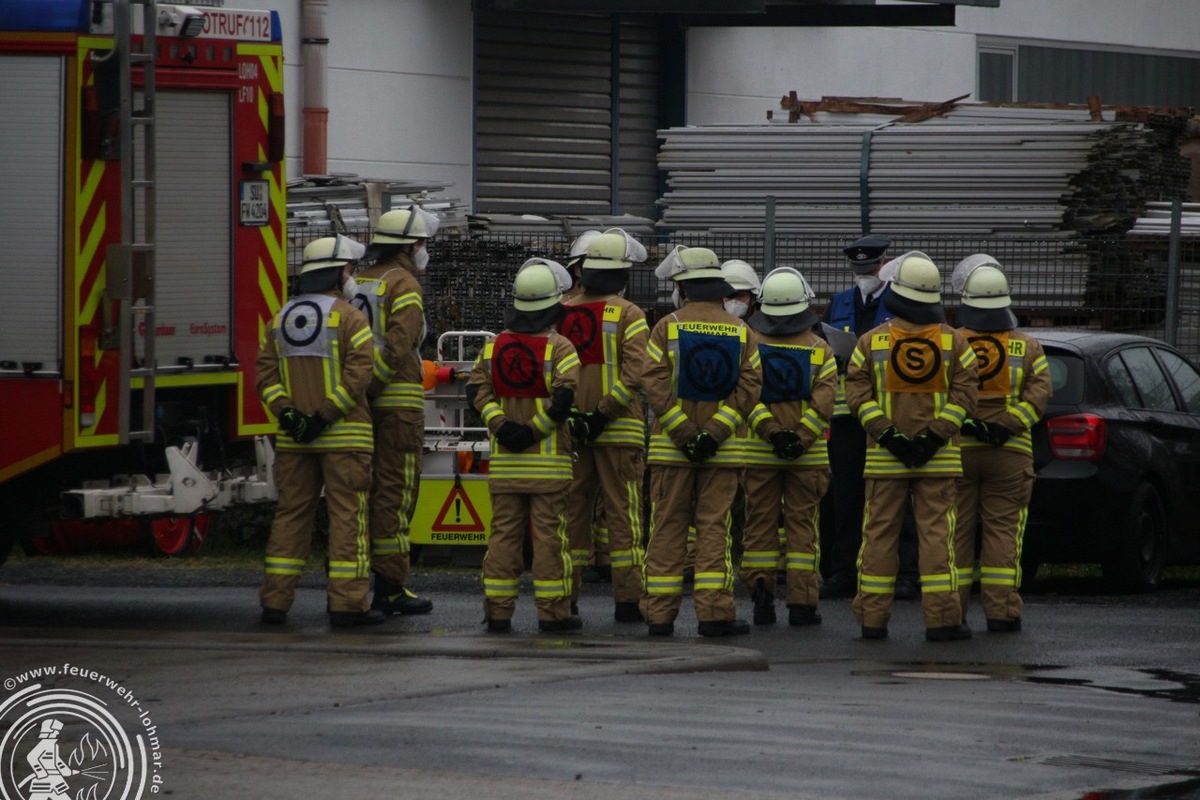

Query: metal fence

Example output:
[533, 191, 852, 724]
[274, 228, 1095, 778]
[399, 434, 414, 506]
[287, 227, 1200, 363]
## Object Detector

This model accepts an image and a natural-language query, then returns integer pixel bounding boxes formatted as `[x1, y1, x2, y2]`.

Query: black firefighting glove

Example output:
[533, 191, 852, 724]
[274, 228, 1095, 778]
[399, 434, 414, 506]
[547, 387, 575, 422]
[567, 410, 591, 442]
[769, 430, 804, 461]
[579, 410, 611, 445]
[495, 420, 537, 452]
[278, 407, 303, 437]
[683, 431, 719, 464]
[877, 426, 917, 467]
[974, 420, 1012, 446]
[908, 430, 946, 468]
[294, 411, 328, 444]
[960, 417, 978, 438]
[465, 382, 480, 411]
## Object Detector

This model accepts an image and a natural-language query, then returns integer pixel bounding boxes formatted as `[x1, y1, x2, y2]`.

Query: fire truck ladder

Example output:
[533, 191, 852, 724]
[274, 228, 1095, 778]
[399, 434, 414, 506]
[104, 0, 158, 443]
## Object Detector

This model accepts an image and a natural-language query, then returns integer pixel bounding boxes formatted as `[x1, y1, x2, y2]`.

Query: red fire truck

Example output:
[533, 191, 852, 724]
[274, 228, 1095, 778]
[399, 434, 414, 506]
[0, 1, 286, 561]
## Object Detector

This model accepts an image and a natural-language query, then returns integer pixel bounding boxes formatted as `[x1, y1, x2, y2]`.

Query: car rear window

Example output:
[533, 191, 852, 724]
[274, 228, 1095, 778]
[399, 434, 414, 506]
[1044, 350, 1084, 404]
[1115, 347, 1177, 411]
[1154, 349, 1200, 413]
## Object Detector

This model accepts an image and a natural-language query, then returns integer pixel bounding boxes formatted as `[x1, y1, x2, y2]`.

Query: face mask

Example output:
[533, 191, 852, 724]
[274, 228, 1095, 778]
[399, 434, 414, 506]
[414, 247, 430, 273]
[724, 298, 750, 319]
[855, 274, 883, 297]
[341, 276, 359, 303]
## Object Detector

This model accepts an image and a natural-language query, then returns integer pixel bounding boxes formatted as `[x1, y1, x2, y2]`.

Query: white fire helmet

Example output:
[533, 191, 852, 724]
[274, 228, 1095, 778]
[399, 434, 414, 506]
[570, 228, 647, 270]
[519, 257, 572, 295]
[372, 204, 440, 245]
[759, 267, 816, 316]
[960, 265, 1012, 309]
[654, 245, 723, 282]
[951, 253, 1004, 296]
[887, 253, 942, 304]
[720, 259, 762, 294]
[300, 235, 365, 275]
[511, 262, 562, 312]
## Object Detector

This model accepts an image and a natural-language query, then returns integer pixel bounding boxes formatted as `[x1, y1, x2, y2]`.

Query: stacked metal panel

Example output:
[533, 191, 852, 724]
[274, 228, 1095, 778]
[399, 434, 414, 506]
[1129, 202, 1200, 236]
[655, 104, 1192, 309]
[658, 120, 1169, 236]
[287, 177, 469, 230]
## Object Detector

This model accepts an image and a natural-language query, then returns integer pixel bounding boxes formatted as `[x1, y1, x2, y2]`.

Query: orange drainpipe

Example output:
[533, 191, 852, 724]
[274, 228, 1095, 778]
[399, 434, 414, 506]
[302, 0, 328, 175]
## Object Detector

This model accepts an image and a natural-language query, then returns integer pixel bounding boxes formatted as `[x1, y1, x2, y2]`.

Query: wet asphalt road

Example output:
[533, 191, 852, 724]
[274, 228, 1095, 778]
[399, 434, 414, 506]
[0, 562, 1198, 799]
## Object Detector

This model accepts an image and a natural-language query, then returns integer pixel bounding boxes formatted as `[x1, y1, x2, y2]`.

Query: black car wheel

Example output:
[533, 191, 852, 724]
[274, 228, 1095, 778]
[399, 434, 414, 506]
[1101, 482, 1166, 593]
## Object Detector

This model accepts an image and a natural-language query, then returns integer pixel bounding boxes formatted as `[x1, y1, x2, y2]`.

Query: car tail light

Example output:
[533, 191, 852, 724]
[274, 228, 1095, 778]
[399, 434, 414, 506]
[1046, 413, 1106, 461]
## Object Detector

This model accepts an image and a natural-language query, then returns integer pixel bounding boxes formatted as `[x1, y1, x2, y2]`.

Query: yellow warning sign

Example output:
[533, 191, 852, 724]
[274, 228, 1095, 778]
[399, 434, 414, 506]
[410, 476, 492, 545]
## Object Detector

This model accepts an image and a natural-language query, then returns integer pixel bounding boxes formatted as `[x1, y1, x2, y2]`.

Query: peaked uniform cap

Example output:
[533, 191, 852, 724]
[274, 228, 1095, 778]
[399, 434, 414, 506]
[843, 233, 892, 273]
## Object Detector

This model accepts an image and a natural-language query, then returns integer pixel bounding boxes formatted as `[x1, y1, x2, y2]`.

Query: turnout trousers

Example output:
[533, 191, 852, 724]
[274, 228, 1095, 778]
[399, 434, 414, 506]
[954, 447, 1033, 623]
[566, 444, 645, 604]
[741, 467, 829, 606]
[368, 409, 423, 585]
[642, 465, 738, 625]
[852, 476, 962, 629]
[482, 483, 574, 623]
[261, 450, 372, 613]
[825, 417, 919, 582]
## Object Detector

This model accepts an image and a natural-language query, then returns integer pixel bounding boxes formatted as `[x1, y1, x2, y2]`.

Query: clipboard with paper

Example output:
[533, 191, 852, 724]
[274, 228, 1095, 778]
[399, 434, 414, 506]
[820, 323, 860, 364]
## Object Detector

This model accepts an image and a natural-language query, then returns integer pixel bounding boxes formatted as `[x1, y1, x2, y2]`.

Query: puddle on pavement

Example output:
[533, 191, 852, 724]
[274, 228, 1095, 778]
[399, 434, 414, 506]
[850, 663, 1200, 705]
[1024, 667, 1200, 706]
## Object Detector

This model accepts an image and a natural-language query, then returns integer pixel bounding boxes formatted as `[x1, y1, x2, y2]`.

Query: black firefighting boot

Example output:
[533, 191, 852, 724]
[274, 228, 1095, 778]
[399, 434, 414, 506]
[752, 579, 776, 625]
[697, 619, 751, 637]
[925, 623, 973, 642]
[787, 604, 822, 626]
[614, 602, 644, 622]
[372, 576, 433, 616]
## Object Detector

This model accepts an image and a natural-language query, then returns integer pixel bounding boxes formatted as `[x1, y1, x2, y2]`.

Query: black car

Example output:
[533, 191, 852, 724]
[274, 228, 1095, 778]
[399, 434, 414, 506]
[1023, 329, 1200, 591]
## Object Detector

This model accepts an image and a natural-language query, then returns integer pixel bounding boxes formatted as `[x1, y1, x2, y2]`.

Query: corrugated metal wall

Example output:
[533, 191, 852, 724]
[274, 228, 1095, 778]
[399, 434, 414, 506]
[474, 11, 659, 218]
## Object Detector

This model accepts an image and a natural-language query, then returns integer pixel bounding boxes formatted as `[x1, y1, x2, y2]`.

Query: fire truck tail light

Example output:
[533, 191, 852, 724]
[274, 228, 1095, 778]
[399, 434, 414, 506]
[268, 91, 285, 163]
[80, 325, 99, 427]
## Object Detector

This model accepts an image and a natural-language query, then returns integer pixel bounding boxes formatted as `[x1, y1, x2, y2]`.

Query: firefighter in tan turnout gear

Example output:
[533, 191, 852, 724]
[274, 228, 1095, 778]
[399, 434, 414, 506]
[642, 246, 762, 637]
[845, 253, 978, 641]
[739, 268, 837, 627]
[257, 236, 383, 627]
[558, 229, 650, 622]
[951, 257, 1052, 632]
[353, 205, 438, 616]
[467, 263, 582, 633]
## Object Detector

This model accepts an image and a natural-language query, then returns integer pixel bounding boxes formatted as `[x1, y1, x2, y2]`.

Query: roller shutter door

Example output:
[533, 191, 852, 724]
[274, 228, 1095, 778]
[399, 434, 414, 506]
[474, 12, 659, 217]
[0, 56, 63, 372]
[137, 91, 233, 366]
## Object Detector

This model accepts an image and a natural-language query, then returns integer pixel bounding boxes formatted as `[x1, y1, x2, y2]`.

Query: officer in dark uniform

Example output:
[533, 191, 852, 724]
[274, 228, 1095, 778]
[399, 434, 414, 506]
[819, 234, 920, 601]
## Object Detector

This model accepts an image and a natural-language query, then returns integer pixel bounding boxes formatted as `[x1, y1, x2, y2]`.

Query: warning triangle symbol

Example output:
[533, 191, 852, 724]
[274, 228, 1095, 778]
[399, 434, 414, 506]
[431, 482, 485, 533]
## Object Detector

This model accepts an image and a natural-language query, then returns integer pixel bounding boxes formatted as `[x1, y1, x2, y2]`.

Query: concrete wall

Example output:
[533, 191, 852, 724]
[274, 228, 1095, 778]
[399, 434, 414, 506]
[686, 0, 1200, 125]
[234, 0, 474, 203]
